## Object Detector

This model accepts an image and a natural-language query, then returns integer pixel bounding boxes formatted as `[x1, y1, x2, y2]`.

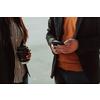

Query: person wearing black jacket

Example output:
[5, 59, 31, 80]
[0, 17, 31, 84]
[46, 17, 100, 84]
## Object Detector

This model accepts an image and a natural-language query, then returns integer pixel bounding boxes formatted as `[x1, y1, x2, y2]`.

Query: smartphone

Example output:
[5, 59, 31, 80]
[51, 41, 64, 46]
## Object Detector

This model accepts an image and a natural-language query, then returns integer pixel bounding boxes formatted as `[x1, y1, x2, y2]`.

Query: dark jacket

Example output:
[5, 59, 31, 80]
[0, 39, 28, 84]
[46, 17, 100, 84]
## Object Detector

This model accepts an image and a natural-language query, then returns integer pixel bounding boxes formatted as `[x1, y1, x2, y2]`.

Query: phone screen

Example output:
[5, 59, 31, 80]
[51, 41, 64, 46]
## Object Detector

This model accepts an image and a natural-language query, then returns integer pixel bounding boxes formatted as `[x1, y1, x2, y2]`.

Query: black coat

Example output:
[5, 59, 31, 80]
[0, 39, 28, 84]
[46, 17, 100, 84]
[0, 39, 14, 83]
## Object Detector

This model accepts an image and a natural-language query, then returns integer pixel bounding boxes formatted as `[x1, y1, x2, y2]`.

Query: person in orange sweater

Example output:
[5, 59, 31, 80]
[46, 17, 100, 84]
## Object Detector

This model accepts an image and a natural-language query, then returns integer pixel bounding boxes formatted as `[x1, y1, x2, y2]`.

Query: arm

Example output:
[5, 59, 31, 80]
[46, 17, 57, 46]
[46, 17, 62, 54]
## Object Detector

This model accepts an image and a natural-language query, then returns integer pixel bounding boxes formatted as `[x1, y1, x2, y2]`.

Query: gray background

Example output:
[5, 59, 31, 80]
[22, 17, 54, 84]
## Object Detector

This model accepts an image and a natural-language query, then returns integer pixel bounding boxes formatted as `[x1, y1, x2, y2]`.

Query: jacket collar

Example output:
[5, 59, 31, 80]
[56, 17, 83, 39]
[57, 17, 64, 37]
[54, 17, 64, 40]
[75, 17, 83, 38]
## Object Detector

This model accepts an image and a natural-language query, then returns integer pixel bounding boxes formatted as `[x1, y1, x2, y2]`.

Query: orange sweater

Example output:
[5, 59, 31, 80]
[57, 17, 83, 71]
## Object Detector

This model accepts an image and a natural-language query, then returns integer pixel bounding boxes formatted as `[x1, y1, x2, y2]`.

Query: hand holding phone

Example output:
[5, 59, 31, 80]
[51, 41, 64, 46]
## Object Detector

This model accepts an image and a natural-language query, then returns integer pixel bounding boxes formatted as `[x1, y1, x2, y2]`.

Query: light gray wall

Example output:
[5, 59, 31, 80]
[22, 17, 54, 84]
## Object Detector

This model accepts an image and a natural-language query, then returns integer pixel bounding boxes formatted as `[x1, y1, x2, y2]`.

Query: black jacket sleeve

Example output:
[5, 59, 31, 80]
[46, 17, 57, 47]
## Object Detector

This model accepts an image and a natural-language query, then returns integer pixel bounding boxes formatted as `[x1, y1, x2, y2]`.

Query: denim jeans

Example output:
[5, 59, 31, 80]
[55, 67, 90, 84]
[20, 76, 28, 84]
[18, 73, 28, 84]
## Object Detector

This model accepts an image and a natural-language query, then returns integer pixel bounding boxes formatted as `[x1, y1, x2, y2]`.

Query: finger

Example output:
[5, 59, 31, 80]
[64, 39, 75, 45]
[54, 51, 61, 54]
[56, 45, 69, 51]
[26, 54, 31, 58]
[27, 53, 31, 56]
[28, 51, 31, 53]
[52, 46, 59, 50]
[56, 45, 65, 49]
[51, 44, 53, 48]
[51, 44, 55, 49]
[26, 55, 30, 59]
[27, 54, 31, 57]
[62, 51, 71, 54]
[28, 49, 31, 52]
[27, 54, 31, 58]
[28, 52, 31, 55]
[53, 46, 57, 49]
[27, 56, 31, 59]
[53, 49, 61, 54]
